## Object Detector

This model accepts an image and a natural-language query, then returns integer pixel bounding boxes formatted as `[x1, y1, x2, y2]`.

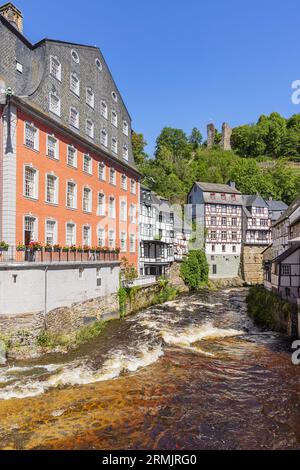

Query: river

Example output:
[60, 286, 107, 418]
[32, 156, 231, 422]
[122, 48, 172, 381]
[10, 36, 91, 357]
[0, 288, 299, 450]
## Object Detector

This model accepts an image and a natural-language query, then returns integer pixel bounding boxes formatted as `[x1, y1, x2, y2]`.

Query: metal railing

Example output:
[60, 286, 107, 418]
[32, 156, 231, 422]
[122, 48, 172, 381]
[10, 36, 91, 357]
[0, 247, 120, 264]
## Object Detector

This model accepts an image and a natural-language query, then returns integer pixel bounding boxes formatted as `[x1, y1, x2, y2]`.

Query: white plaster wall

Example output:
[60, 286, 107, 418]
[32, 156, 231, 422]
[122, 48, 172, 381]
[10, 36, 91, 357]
[0, 263, 120, 316]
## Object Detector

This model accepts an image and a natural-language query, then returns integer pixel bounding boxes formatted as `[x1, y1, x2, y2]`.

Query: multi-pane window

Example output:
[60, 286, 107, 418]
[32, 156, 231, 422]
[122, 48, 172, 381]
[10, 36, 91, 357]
[261, 219, 269, 226]
[50, 56, 61, 81]
[83, 226, 91, 246]
[130, 204, 136, 224]
[98, 228, 105, 247]
[111, 137, 118, 154]
[100, 128, 108, 147]
[83, 187, 92, 213]
[108, 229, 115, 249]
[24, 166, 37, 199]
[222, 217, 227, 226]
[120, 200, 127, 221]
[83, 154, 92, 174]
[130, 233, 136, 253]
[211, 217, 217, 226]
[86, 87, 94, 108]
[121, 174, 127, 190]
[25, 122, 38, 150]
[123, 145, 129, 161]
[70, 72, 80, 96]
[67, 181, 77, 209]
[222, 231, 227, 240]
[47, 135, 59, 159]
[98, 162, 106, 181]
[24, 216, 36, 242]
[222, 245, 226, 253]
[232, 246, 237, 253]
[232, 232, 237, 241]
[86, 119, 94, 139]
[130, 179, 136, 194]
[46, 220, 56, 246]
[123, 120, 129, 136]
[46, 174, 58, 204]
[232, 218, 237, 227]
[120, 232, 127, 252]
[111, 110, 118, 127]
[69, 107, 79, 128]
[66, 223, 76, 246]
[67, 145, 77, 167]
[109, 196, 116, 218]
[211, 231, 217, 240]
[281, 265, 291, 276]
[110, 168, 116, 185]
[98, 193, 105, 216]
[101, 100, 108, 119]
[49, 92, 61, 116]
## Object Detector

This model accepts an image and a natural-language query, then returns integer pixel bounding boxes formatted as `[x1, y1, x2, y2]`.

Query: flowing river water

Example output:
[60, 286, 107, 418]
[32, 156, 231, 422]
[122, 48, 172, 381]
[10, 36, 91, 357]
[0, 288, 300, 450]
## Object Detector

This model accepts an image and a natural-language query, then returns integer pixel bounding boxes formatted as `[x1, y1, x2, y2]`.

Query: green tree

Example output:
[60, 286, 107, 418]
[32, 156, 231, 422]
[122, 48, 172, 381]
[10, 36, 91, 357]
[180, 250, 209, 291]
[189, 128, 203, 149]
[132, 132, 148, 165]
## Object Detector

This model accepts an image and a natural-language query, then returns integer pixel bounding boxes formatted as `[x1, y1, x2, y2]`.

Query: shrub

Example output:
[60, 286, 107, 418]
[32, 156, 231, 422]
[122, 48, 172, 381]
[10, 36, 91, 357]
[75, 320, 106, 345]
[180, 250, 209, 291]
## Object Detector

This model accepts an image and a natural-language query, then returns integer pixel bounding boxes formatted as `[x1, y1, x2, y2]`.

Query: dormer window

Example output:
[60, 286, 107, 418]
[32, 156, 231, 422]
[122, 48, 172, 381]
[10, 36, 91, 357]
[86, 119, 94, 139]
[101, 100, 108, 119]
[69, 107, 79, 129]
[123, 120, 129, 136]
[210, 193, 216, 200]
[71, 49, 79, 64]
[221, 193, 226, 201]
[86, 87, 94, 108]
[49, 92, 61, 117]
[50, 56, 61, 81]
[231, 194, 236, 201]
[111, 110, 118, 127]
[70, 72, 80, 96]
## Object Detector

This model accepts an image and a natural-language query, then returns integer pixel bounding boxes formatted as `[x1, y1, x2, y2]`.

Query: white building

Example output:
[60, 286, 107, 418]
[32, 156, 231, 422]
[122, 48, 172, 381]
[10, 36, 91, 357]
[188, 182, 243, 279]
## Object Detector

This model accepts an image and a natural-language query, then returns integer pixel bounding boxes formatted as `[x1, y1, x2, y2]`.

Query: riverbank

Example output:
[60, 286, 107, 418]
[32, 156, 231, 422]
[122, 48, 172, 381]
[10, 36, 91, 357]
[0, 287, 299, 450]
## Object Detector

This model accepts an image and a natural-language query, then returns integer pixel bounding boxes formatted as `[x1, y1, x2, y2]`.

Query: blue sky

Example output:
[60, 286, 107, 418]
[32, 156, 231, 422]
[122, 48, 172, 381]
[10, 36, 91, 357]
[16, 0, 300, 154]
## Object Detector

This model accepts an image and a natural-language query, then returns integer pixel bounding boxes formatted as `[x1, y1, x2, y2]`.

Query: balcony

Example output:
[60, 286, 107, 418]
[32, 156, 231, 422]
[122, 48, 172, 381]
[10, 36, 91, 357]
[0, 246, 120, 265]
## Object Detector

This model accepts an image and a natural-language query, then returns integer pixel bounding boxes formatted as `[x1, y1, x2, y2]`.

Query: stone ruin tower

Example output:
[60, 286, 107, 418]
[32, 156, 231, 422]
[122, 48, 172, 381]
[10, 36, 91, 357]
[207, 123, 216, 148]
[221, 122, 232, 151]
[207, 122, 232, 150]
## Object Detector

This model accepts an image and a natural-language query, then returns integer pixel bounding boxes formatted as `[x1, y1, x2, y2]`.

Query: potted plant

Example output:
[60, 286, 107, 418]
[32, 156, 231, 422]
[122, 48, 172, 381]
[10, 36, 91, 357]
[0, 241, 9, 252]
[83, 245, 90, 253]
[77, 246, 83, 253]
[16, 243, 25, 252]
[62, 246, 70, 253]
[29, 241, 42, 252]
[45, 244, 53, 253]
[70, 245, 77, 253]
[53, 244, 61, 253]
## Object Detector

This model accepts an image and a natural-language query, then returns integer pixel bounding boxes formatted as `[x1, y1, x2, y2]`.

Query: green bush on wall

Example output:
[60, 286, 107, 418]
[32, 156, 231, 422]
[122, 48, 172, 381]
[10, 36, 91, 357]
[180, 250, 209, 291]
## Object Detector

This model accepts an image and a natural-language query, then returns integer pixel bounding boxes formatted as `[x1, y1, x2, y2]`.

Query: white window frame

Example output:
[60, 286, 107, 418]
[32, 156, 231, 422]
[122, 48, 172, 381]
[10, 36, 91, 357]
[24, 122, 39, 151]
[111, 136, 118, 154]
[120, 199, 127, 222]
[130, 204, 136, 224]
[24, 165, 38, 200]
[86, 119, 94, 139]
[66, 222, 76, 247]
[130, 179, 136, 195]
[112, 91, 118, 103]
[69, 107, 79, 129]
[70, 72, 80, 96]
[50, 56, 61, 81]
[109, 196, 116, 219]
[98, 227, 106, 247]
[47, 134, 59, 160]
[83, 225, 91, 247]
[123, 144, 129, 161]
[121, 174, 127, 190]
[100, 128, 108, 147]
[83, 187, 92, 213]
[95, 58, 103, 71]
[111, 110, 118, 127]
[120, 232, 127, 253]
[83, 154, 93, 175]
[45, 173, 59, 205]
[98, 192, 106, 216]
[98, 162, 106, 181]
[123, 120, 129, 136]
[45, 219, 57, 246]
[71, 49, 80, 64]
[108, 229, 116, 249]
[86, 87, 94, 108]
[49, 91, 61, 116]
[66, 181, 77, 209]
[101, 100, 108, 119]
[110, 167, 116, 185]
[24, 215, 38, 243]
[67, 145, 77, 168]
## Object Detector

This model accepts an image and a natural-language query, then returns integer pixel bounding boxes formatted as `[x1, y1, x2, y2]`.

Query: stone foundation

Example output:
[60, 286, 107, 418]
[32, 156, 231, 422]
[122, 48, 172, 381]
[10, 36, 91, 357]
[169, 261, 189, 293]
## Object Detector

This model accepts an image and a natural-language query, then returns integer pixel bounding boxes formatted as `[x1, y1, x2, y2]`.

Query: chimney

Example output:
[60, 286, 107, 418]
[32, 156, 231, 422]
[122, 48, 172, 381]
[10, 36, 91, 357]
[0, 3, 23, 33]
[229, 181, 236, 189]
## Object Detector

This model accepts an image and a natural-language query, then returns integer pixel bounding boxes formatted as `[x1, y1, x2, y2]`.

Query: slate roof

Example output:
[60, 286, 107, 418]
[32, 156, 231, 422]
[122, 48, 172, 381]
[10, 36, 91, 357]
[243, 194, 268, 208]
[195, 182, 241, 194]
[273, 194, 300, 226]
[273, 244, 300, 264]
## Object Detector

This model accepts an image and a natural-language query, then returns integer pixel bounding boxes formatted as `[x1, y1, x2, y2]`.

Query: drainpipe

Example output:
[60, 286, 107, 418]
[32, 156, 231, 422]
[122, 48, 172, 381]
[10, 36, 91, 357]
[44, 266, 48, 329]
